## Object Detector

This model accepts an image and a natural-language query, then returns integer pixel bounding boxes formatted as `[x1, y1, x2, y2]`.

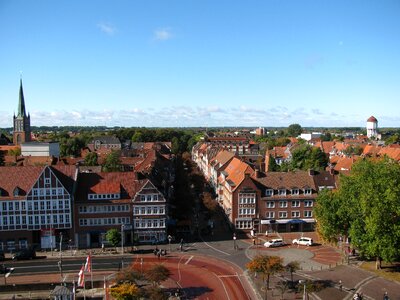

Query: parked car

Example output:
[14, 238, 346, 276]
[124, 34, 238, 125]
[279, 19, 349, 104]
[292, 237, 313, 246]
[12, 248, 36, 260]
[264, 239, 285, 248]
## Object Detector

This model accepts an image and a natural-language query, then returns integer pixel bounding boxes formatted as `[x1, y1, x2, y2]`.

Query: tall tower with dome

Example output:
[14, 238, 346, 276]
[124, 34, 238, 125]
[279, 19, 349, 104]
[13, 79, 31, 145]
[366, 116, 378, 139]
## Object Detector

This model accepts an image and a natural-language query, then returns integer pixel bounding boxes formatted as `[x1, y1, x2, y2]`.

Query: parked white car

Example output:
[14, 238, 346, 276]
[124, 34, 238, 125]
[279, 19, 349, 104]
[292, 237, 313, 246]
[264, 239, 285, 248]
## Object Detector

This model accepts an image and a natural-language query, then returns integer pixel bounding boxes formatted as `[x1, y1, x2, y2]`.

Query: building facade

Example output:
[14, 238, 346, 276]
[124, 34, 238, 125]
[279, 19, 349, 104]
[0, 166, 77, 251]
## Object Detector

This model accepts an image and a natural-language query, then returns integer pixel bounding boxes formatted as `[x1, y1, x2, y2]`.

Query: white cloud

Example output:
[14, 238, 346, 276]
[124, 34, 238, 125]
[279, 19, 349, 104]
[154, 28, 173, 41]
[97, 22, 117, 36]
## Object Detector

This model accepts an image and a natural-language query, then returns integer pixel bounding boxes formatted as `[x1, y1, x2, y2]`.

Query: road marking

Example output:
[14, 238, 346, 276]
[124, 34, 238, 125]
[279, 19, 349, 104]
[185, 256, 194, 265]
[213, 272, 231, 300]
[202, 240, 231, 256]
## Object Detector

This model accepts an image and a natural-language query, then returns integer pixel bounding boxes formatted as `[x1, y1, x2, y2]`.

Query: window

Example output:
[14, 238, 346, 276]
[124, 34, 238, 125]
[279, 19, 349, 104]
[266, 201, 275, 208]
[8, 202, 13, 211]
[52, 201, 57, 210]
[134, 207, 140, 215]
[52, 189, 57, 196]
[64, 200, 70, 209]
[2, 203, 6, 211]
[33, 189, 38, 196]
[278, 189, 286, 196]
[292, 201, 300, 207]
[159, 207, 164, 214]
[40, 201, 45, 210]
[45, 178, 50, 184]
[9, 216, 14, 225]
[140, 195, 145, 202]
[265, 189, 273, 197]
[291, 211, 300, 218]
[3, 217, 7, 226]
[15, 202, 20, 211]
[21, 202, 26, 210]
[16, 216, 21, 225]
[41, 215, 45, 224]
[279, 201, 287, 208]
[28, 216, 33, 225]
[153, 194, 158, 201]
[265, 211, 275, 219]
[235, 220, 252, 229]
[291, 188, 299, 195]
[146, 195, 152, 202]
[304, 188, 312, 195]
[279, 211, 287, 218]
[58, 188, 63, 195]
[59, 201, 63, 209]
[22, 216, 26, 225]
[59, 214, 64, 224]
[65, 214, 70, 223]
[46, 201, 51, 210]
[28, 202, 32, 210]
[304, 200, 313, 207]
[34, 202, 38, 210]
[304, 210, 313, 217]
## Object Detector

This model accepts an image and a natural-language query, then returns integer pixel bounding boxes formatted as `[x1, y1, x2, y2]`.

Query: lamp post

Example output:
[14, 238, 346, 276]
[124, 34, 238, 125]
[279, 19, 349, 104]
[59, 232, 63, 282]
[233, 233, 237, 250]
[168, 235, 172, 252]
[121, 224, 125, 254]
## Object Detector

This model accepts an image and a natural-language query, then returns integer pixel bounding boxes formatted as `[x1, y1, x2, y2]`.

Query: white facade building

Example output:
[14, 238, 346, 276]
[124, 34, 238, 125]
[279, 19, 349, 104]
[21, 142, 60, 158]
[366, 116, 378, 138]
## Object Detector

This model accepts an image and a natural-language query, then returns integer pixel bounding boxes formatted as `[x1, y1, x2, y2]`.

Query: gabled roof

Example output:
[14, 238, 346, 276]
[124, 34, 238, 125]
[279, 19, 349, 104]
[221, 157, 254, 191]
[378, 147, 400, 161]
[255, 171, 316, 190]
[0, 166, 42, 198]
[75, 172, 146, 201]
[210, 150, 234, 170]
[0, 165, 77, 200]
[333, 156, 360, 172]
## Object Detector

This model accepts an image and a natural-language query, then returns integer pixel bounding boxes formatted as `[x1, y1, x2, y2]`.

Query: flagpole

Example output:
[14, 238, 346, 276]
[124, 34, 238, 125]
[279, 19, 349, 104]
[90, 252, 93, 289]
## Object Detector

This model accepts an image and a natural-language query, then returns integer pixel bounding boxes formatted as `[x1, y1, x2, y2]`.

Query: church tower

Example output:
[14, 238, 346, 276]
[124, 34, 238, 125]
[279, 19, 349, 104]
[13, 79, 31, 145]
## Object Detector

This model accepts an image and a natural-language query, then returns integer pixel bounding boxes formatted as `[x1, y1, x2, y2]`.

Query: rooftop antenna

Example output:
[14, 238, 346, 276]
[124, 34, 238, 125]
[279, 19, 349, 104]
[20, 70, 23, 80]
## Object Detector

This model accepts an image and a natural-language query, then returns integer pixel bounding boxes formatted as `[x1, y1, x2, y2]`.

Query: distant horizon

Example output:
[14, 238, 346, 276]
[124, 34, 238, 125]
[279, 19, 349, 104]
[1, 1, 399, 128]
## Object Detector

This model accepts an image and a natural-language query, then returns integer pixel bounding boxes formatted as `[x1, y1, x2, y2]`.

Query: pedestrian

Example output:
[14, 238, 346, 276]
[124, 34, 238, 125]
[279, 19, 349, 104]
[101, 243, 105, 252]
[339, 280, 342, 291]
[157, 250, 161, 260]
[383, 291, 389, 300]
[252, 238, 255, 245]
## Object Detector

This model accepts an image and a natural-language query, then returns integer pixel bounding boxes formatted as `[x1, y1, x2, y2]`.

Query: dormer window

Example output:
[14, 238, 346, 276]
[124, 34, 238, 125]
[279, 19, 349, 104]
[304, 188, 312, 195]
[13, 187, 20, 196]
[291, 188, 299, 195]
[265, 189, 273, 197]
[278, 188, 286, 196]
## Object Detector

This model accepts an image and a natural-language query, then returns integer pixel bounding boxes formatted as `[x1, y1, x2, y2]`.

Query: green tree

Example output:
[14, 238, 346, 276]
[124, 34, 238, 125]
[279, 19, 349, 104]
[267, 154, 280, 172]
[8, 148, 21, 156]
[102, 150, 122, 172]
[290, 144, 328, 171]
[84, 152, 98, 166]
[315, 158, 400, 269]
[246, 255, 284, 296]
[287, 124, 302, 137]
[144, 264, 171, 287]
[106, 228, 121, 248]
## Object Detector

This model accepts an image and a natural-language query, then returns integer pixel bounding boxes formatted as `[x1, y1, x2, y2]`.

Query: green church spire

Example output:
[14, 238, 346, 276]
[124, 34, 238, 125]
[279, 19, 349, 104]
[18, 78, 26, 117]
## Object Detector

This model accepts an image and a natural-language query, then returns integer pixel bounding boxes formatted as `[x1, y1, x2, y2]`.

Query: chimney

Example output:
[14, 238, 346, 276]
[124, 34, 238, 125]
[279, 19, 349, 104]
[255, 169, 260, 178]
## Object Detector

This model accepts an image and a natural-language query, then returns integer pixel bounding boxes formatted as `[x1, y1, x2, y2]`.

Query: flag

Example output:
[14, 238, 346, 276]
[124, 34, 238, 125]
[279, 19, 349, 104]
[84, 252, 92, 272]
[78, 265, 85, 287]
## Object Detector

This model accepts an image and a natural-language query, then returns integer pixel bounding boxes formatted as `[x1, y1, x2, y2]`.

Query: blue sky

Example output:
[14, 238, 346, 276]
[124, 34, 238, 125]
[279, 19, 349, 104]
[1, 1, 399, 128]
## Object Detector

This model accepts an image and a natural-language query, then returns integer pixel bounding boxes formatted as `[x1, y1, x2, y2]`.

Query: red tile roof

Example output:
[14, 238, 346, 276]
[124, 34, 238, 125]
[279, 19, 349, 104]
[367, 116, 378, 122]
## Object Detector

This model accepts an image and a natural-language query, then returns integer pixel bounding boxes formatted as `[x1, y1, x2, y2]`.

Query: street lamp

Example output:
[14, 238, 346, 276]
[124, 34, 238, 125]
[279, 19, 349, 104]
[58, 232, 63, 282]
[233, 233, 237, 250]
[168, 235, 172, 252]
[121, 224, 125, 254]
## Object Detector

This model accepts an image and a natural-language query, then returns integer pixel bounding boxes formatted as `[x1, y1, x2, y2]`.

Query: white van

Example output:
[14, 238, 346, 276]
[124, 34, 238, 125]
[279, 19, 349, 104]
[292, 237, 313, 246]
